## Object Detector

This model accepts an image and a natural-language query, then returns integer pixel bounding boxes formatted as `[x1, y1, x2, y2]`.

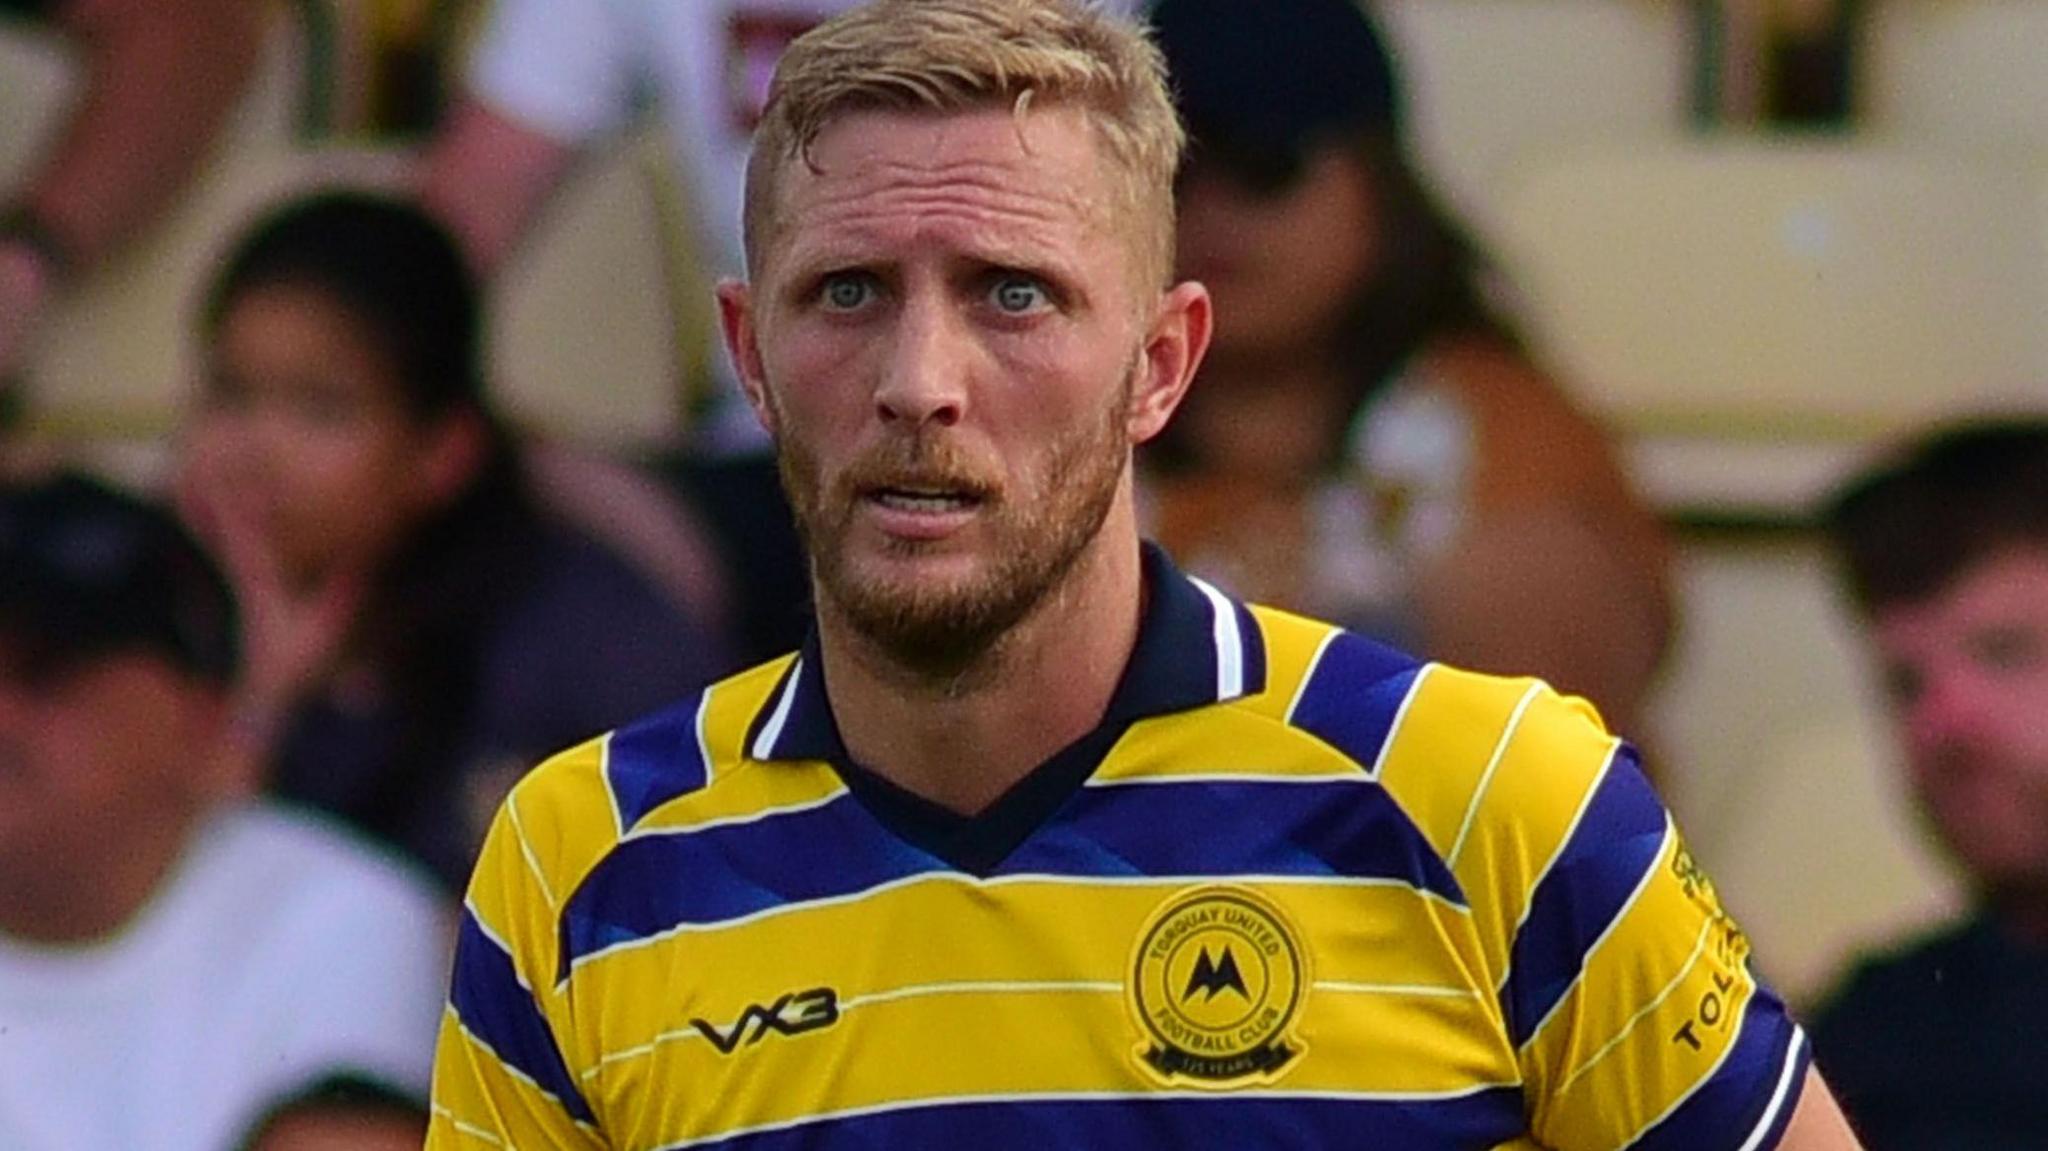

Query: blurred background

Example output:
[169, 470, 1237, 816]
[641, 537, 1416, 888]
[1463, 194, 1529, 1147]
[3, 0, 2044, 1009]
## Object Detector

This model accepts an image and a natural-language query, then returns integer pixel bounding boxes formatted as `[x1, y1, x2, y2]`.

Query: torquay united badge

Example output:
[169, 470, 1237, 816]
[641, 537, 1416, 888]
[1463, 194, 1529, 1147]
[1128, 886, 1308, 1087]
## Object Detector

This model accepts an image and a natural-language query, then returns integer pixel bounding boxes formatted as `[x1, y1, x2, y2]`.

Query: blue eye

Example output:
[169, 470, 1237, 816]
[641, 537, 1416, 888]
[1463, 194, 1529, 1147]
[989, 276, 1049, 315]
[820, 274, 876, 311]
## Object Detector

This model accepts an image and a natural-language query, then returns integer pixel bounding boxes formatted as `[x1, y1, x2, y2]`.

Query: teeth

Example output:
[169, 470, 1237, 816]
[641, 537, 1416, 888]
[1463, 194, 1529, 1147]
[875, 491, 969, 512]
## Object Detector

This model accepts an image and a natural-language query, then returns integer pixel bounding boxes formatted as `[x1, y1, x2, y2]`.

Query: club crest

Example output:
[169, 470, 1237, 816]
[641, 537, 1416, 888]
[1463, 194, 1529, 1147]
[1128, 886, 1308, 1087]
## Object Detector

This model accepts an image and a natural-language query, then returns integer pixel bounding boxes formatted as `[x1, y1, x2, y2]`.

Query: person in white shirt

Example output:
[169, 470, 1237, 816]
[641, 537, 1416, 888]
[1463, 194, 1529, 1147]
[0, 470, 450, 1151]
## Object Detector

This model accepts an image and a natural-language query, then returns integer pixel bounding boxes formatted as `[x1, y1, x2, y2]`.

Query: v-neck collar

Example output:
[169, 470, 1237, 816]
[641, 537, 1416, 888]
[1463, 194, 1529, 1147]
[741, 541, 1267, 873]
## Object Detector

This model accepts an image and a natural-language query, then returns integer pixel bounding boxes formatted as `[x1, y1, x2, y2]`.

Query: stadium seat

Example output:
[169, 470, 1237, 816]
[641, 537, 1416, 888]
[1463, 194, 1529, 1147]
[1368, 0, 1692, 238]
[21, 129, 686, 451]
[1494, 138, 2046, 511]
[1863, 0, 2048, 158]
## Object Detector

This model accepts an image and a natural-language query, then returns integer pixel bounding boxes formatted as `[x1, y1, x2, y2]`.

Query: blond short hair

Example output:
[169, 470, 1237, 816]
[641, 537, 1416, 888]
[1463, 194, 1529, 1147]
[744, 0, 1184, 289]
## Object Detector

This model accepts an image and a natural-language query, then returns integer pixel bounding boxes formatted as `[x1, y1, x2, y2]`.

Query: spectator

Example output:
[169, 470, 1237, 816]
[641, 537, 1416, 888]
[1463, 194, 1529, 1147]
[1813, 419, 2048, 1150]
[0, 0, 265, 395]
[417, 1, 851, 661]
[0, 469, 446, 1151]
[1144, 0, 1673, 734]
[178, 190, 733, 892]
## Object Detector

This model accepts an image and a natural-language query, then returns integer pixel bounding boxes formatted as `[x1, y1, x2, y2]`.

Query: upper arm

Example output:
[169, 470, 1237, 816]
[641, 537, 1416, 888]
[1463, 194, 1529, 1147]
[416, 100, 578, 277]
[1495, 724, 1809, 1148]
[417, 0, 636, 273]
[430, 755, 617, 1149]
[1776, 1070, 1868, 1150]
[1380, 672, 1812, 1149]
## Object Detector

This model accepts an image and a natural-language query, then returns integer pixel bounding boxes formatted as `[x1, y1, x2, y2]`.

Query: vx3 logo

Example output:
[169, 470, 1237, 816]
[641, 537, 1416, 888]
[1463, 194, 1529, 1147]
[690, 987, 840, 1055]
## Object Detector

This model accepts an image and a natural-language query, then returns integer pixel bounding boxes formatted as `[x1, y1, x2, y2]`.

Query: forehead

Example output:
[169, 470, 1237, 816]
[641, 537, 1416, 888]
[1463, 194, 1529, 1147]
[763, 103, 1124, 278]
[1873, 548, 2048, 650]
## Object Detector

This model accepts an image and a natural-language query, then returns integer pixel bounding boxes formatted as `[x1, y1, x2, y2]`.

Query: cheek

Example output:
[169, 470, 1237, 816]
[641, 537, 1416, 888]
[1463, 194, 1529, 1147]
[761, 329, 872, 436]
[283, 413, 414, 500]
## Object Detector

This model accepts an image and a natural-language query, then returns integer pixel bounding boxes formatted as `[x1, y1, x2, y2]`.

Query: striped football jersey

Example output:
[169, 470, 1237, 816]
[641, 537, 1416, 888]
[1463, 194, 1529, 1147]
[429, 544, 1808, 1150]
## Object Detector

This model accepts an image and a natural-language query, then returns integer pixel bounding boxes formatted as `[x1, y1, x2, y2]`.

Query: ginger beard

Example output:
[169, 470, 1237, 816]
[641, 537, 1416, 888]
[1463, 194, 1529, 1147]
[772, 365, 1135, 676]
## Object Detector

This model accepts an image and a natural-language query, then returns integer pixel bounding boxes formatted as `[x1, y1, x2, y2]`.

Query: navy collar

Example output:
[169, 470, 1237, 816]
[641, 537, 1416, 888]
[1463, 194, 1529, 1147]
[744, 541, 1267, 766]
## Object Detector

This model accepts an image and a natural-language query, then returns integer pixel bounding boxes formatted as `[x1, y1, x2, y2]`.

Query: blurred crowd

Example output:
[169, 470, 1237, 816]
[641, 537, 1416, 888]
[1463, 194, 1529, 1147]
[0, 0, 2041, 1147]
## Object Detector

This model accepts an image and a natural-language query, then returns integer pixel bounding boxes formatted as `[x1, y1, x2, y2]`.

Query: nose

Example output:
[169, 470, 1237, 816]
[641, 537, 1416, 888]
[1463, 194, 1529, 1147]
[872, 294, 967, 430]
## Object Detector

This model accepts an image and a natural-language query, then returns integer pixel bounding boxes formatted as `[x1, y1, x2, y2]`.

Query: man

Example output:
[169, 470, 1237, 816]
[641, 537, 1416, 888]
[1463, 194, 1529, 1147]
[1, 0, 264, 390]
[429, 3, 1862, 1147]
[1813, 420, 2048, 1149]
[0, 470, 449, 1151]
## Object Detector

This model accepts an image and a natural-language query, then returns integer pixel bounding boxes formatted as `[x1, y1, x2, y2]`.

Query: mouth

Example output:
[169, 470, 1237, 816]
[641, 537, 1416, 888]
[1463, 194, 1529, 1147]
[853, 477, 992, 541]
[865, 485, 986, 514]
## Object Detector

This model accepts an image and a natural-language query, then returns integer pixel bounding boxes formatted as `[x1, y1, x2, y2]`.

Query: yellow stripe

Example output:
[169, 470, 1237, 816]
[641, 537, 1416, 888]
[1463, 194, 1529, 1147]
[704, 654, 801, 767]
[1375, 667, 1541, 864]
[1524, 825, 1761, 1145]
[1099, 703, 1369, 784]
[1441, 687, 1620, 995]
[1245, 605, 1347, 723]
[573, 876, 1479, 1057]
[590, 984, 1516, 1148]
[466, 741, 618, 999]
[428, 1010, 601, 1150]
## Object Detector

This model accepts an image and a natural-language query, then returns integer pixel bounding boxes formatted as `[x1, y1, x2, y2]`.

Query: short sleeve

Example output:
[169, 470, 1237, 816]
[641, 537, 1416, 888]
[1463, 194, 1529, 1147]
[1446, 685, 1812, 1150]
[429, 767, 610, 1149]
[1377, 670, 1809, 1150]
[1515, 748, 1810, 1149]
[461, 0, 639, 146]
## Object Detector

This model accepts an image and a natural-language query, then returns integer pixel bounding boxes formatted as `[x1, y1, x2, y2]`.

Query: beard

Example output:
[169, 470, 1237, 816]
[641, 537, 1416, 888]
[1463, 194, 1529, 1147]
[774, 371, 1132, 678]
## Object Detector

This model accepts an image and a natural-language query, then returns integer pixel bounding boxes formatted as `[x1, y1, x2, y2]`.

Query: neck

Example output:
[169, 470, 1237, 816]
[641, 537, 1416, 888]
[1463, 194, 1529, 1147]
[1176, 347, 1354, 484]
[0, 799, 205, 947]
[818, 508, 1146, 816]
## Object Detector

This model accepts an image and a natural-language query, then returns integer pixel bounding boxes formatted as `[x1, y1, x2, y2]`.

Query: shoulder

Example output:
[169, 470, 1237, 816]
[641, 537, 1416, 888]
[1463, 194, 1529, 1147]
[1246, 605, 1614, 814]
[1247, 604, 1609, 770]
[485, 653, 802, 894]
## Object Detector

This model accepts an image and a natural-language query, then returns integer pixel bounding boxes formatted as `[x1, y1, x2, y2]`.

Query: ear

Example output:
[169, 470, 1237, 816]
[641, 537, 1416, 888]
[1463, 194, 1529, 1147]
[1126, 280, 1213, 444]
[411, 407, 490, 510]
[716, 278, 778, 439]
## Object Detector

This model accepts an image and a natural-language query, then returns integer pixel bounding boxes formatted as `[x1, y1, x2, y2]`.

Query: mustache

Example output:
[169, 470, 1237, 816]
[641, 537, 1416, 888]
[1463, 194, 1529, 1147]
[835, 432, 1002, 501]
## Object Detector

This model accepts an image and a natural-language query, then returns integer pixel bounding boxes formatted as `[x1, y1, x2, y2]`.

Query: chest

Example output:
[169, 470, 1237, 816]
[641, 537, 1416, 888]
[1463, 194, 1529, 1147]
[570, 876, 1531, 1149]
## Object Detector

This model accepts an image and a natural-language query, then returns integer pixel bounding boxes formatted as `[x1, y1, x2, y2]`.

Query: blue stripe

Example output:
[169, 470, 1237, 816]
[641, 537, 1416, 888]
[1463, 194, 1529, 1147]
[559, 794, 941, 974]
[1630, 988, 1807, 1151]
[679, 1089, 1527, 1150]
[449, 911, 596, 1126]
[559, 774, 1468, 973]
[1004, 779, 1465, 903]
[606, 697, 711, 834]
[1288, 632, 1424, 772]
[1502, 748, 1669, 1046]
